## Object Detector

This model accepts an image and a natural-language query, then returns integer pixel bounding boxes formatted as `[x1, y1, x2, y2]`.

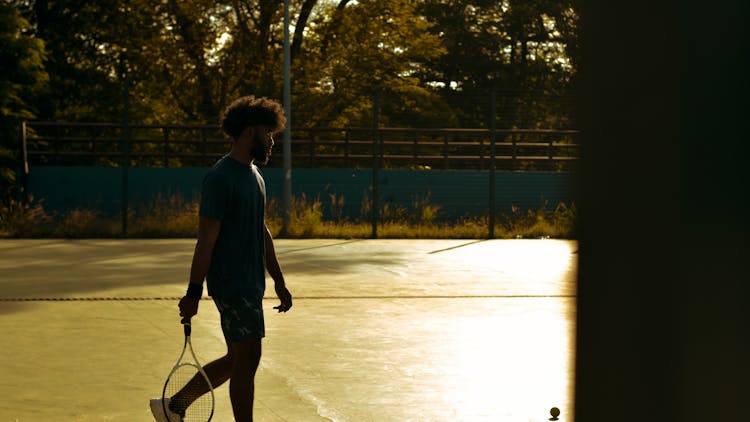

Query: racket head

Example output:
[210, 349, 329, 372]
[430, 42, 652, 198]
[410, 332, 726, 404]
[161, 362, 214, 421]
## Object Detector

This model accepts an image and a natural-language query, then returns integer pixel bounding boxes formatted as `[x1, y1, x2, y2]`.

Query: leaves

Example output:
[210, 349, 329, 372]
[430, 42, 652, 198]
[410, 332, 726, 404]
[6, 0, 577, 128]
[0, 3, 48, 196]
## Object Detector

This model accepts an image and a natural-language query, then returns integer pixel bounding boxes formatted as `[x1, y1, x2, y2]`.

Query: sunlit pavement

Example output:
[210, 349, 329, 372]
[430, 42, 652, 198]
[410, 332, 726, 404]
[0, 239, 577, 421]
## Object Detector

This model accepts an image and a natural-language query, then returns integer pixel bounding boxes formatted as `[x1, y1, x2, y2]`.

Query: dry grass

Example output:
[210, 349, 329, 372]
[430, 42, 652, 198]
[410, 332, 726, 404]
[0, 194, 575, 239]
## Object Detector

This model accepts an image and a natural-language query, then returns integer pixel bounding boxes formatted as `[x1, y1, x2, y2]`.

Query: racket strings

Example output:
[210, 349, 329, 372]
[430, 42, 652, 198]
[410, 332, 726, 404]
[165, 364, 213, 421]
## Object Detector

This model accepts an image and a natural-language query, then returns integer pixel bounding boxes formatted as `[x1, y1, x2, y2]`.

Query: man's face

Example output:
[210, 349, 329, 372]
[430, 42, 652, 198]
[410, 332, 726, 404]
[249, 125, 274, 164]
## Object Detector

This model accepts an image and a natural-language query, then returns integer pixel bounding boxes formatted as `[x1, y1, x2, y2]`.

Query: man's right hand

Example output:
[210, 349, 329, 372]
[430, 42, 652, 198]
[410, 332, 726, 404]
[179, 296, 199, 323]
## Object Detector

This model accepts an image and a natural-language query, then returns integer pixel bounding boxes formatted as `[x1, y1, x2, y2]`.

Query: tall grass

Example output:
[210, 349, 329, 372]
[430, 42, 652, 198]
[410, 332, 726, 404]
[0, 196, 54, 237]
[130, 193, 198, 237]
[0, 194, 575, 239]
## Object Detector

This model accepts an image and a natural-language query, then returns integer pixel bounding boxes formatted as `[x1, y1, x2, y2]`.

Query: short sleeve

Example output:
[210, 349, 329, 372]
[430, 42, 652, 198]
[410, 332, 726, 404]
[199, 172, 230, 220]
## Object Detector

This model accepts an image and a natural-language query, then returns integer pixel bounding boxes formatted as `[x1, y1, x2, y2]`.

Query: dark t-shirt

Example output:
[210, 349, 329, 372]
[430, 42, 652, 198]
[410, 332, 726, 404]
[199, 156, 266, 299]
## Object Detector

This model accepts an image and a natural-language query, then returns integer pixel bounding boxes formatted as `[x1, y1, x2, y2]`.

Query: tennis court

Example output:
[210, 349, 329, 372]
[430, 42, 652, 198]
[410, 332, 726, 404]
[0, 238, 576, 421]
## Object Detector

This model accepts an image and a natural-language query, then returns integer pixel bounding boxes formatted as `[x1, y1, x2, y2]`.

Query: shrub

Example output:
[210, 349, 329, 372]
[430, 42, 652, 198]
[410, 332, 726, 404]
[0, 196, 54, 237]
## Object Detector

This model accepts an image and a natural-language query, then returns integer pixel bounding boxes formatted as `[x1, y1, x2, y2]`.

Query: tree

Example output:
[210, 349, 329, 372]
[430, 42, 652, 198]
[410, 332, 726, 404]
[16, 0, 579, 131]
[418, 0, 578, 128]
[22, 0, 168, 122]
[0, 2, 47, 200]
[291, 0, 453, 127]
[26, 1, 341, 124]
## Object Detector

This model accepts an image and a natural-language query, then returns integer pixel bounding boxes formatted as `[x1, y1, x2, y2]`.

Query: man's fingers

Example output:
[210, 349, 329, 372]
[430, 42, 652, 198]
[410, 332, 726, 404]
[178, 297, 199, 319]
[273, 304, 291, 313]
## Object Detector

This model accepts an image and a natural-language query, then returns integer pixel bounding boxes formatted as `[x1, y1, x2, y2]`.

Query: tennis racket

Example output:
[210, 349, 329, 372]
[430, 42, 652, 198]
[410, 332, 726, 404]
[159, 321, 215, 421]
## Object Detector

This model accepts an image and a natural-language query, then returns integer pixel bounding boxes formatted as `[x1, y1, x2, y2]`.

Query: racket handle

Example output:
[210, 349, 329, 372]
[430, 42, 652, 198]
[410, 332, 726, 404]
[183, 322, 191, 337]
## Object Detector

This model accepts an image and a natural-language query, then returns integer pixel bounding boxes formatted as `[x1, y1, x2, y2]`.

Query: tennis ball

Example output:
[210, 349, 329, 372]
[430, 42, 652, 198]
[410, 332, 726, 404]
[550, 407, 561, 418]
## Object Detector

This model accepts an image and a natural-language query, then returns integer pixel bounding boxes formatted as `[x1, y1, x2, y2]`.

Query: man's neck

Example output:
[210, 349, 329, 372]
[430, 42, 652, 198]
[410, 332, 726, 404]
[228, 148, 254, 166]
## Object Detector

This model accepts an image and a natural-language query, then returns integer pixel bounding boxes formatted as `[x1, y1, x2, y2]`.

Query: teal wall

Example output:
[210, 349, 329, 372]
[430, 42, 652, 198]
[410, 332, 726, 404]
[28, 166, 571, 220]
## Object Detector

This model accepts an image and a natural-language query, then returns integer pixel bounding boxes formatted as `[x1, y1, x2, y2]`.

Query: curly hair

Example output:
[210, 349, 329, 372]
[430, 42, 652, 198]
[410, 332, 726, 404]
[220, 96, 287, 140]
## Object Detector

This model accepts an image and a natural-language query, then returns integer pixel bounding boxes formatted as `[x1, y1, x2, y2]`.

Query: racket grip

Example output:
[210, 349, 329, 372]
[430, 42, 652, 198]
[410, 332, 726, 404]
[183, 322, 191, 336]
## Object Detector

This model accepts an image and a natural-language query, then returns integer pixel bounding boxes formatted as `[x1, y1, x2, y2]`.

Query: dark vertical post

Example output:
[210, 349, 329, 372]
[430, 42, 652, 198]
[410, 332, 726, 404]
[489, 91, 497, 238]
[20, 121, 29, 203]
[576, 2, 749, 422]
[413, 131, 418, 161]
[89, 126, 95, 164]
[371, 89, 380, 239]
[162, 127, 169, 167]
[479, 137, 485, 171]
[200, 127, 207, 163]
[344, 129, 350, 166]
[443, 136, 449, 169]
[282, 0, 292, 235]
[309, 131, 315, 166]
[53, 124, 60, 163]
[121, 77, 131, 236]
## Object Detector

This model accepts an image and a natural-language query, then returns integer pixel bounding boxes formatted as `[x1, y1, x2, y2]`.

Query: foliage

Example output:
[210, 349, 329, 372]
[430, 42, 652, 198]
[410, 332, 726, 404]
[129, 193, 199, 237]
[0, 3, 47, 200]
[0, 196, 53, 237]
[292, 0, 451, 127]
[0, 191, 575, 239]
[9, 0, 576, 127]
[20, 0, 172, 122]
[56, 209, 120, 238]
[417, 0, 578, 128]
[495, 202, 576, 238]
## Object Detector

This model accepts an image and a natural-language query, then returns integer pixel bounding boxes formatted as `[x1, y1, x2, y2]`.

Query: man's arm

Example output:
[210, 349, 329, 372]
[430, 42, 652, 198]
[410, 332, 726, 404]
[179, 216, 221, 322]
[265, 224, 292, 313]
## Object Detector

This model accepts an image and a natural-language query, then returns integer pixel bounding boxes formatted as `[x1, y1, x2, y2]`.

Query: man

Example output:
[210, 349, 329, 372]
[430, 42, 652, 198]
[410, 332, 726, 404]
[150, 96, 293, 421]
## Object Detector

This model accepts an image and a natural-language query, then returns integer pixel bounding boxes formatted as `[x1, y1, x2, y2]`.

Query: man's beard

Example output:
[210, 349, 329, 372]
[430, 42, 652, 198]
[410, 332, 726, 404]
[250, 132, 272, 164]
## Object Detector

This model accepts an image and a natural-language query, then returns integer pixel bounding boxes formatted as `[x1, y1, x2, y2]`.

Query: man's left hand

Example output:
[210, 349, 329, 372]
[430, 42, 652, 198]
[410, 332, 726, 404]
[273, 283, 293, 313]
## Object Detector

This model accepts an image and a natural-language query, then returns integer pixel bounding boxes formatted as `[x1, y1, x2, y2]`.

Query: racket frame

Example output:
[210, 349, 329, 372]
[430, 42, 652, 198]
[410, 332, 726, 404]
[161, 322, 215, 421]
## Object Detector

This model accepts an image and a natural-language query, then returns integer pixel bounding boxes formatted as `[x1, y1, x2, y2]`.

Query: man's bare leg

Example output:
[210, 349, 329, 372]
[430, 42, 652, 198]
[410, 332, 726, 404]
[170, 349, 234, 413]
[229, 337, 262, 421]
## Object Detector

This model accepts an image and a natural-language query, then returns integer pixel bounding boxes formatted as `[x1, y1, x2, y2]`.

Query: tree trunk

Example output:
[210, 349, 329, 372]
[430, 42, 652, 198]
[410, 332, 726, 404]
[292, 0, 318, 62]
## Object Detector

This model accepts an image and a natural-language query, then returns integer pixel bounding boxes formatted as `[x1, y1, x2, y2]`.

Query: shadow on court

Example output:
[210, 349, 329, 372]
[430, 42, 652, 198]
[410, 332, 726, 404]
[0, 239, 577, 421]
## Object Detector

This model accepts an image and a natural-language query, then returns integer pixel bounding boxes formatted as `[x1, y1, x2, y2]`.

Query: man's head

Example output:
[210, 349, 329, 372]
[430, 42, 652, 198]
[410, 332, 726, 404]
[220, 96, 286, 164]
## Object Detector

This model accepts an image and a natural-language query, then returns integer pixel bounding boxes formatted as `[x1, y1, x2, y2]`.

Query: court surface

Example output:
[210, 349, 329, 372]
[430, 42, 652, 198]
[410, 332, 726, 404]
[0, 238, 577, 422]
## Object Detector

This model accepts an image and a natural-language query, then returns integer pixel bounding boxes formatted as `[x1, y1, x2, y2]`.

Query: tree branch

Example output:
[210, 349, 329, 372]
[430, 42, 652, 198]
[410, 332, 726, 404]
[257, 0, 279, 57]
[291, 0, 318, 62]
[232, 0, 254, 42]
[167, 0, 217, 119]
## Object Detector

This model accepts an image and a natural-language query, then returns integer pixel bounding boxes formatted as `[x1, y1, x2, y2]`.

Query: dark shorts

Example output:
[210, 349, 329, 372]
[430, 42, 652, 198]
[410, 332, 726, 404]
[212, 296, 265, 342]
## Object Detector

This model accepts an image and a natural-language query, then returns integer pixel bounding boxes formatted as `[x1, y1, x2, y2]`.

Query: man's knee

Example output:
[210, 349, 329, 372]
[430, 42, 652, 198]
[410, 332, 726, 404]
[230, 338, 262, 370]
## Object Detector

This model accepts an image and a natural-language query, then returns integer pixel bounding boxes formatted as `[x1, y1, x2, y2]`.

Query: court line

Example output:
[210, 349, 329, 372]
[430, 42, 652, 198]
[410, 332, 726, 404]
[276, 239, 363, 255]
[0, 297, 205, 302]
[428, 240, 488, 254]
[0, 240, 63, 252]
[292, 294, 576, 299]
[0, 294, 576, 302]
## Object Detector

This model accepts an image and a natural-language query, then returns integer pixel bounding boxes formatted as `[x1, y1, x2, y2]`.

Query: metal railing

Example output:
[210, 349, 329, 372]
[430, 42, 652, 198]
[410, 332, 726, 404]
[22, 122, 579, 172]
[19, 121, 579, 237]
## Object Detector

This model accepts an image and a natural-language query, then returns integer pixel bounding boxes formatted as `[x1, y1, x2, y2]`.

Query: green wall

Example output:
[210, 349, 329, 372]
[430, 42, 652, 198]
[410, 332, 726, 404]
[28, 166, 571, 220]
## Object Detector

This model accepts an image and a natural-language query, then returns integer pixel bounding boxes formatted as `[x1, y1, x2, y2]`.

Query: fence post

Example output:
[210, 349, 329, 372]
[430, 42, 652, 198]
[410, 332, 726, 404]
[282, 0, 292, 235]
[309, 131, 315, 166]
[344, 129, 350, 166]
[489, 91, 497, 239]
[20, 122, 29, 203]
[479, 137, 485, 171]
[413, 131, 418, 161]
[443, 136, 449, 169]
[201, 127, 208, 164]
[162, 127, 169, 167]
[371, 89, 381, 239]
[54, 124, 60, 163]
[121, 78, 131, 237]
